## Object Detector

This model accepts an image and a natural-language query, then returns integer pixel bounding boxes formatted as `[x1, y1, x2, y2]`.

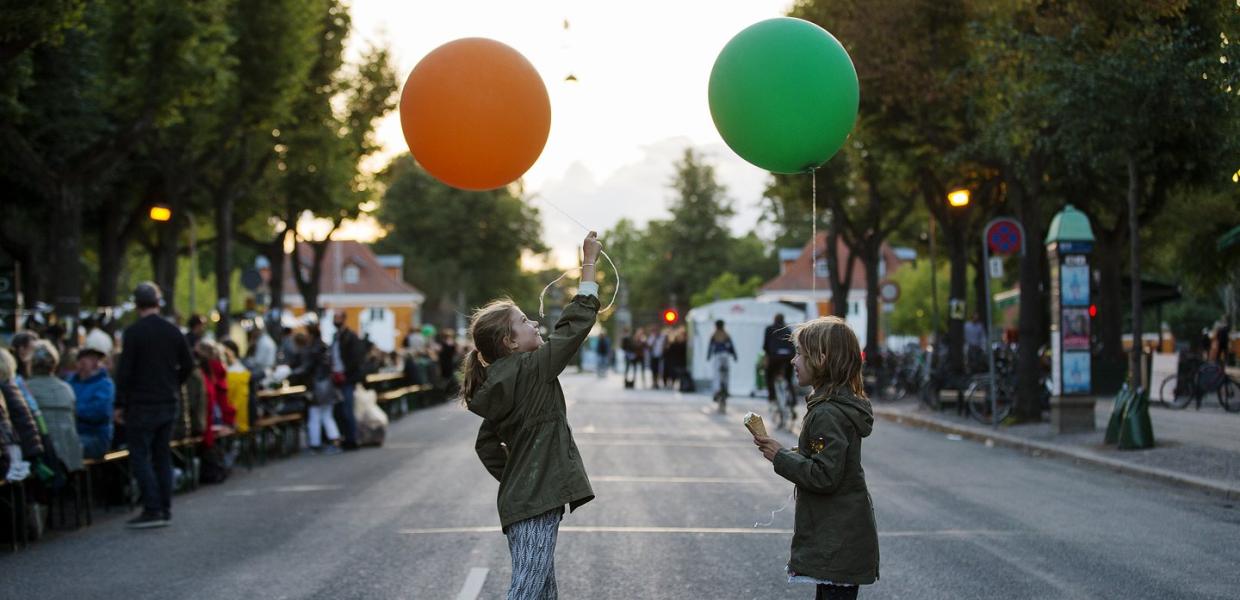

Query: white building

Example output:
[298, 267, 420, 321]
[755, 233, 909, 346]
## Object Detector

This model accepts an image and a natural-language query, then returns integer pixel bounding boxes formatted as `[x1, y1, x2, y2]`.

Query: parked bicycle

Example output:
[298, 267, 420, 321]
[1158, 354, 1240, 412]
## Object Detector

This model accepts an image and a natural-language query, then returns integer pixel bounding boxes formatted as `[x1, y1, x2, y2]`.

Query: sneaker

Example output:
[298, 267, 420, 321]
[322, 446, 342, 456]
[126, 511, 169, 529]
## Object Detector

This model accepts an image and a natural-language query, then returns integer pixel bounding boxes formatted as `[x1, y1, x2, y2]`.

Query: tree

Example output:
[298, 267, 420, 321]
[374, 155, 545, 325]
[0, 0, 233, 319]
[690, 273, 767, 308]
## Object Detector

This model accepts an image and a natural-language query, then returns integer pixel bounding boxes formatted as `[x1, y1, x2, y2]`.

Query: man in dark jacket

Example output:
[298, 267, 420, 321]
[114, 282, 194, 529]
[330, 311, 365, 449]
[764, 314, 797, 412]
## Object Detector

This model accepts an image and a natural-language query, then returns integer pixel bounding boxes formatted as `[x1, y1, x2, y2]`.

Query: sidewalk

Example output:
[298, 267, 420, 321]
[872, 395, 1240, 500]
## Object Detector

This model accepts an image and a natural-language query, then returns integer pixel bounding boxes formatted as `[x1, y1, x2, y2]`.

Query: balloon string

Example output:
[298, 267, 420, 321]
[537, 250, 620, 318]
[533, 195, 620, 318]
[754, 490, 796, 528]
[811, 168, 818, 301]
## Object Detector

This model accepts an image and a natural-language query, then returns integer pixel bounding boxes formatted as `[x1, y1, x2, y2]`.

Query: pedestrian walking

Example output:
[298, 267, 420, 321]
[707, 320, 738, 413]
[596, 331, 611, 378]
[113, 282, 194, 529]
[648, 328, 667, 389]
[330, 312, 365, 450]
[461, 231, 602, 600]
[753, 316, 879, 599]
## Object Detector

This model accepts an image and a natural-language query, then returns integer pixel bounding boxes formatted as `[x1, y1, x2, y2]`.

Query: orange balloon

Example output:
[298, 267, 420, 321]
[399, 38, 551, 191]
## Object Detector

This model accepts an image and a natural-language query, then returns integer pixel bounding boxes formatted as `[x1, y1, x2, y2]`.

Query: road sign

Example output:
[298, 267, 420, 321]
[986, 219, 1023, 256]
[988, 257, 1004, 279]
[879, 280, 900, 303]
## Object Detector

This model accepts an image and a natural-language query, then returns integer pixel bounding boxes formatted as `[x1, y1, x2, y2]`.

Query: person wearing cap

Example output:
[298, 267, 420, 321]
[113, 282, 194, 529]
[67, 326, 115, 460]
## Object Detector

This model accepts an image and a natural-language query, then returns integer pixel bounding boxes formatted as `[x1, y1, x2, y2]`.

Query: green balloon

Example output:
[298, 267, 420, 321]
[709, 18, 859, 174]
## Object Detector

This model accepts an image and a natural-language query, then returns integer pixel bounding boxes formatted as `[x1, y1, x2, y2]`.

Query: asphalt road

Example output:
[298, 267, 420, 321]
[3, 373, 1238, 599]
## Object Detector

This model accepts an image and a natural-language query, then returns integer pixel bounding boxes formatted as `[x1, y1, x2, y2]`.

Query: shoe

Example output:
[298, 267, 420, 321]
[322, 446, 343, 455]
[126, 511, 170, 529]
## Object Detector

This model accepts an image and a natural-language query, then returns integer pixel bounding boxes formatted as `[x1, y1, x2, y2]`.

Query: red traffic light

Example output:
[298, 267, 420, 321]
[662, 309, 679, 325]
[1088, 304, 1097, 318]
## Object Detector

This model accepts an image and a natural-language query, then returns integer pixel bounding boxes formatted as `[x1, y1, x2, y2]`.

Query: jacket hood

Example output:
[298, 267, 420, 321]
[809, 388, 874, 438]
[465, 355, 519, 422]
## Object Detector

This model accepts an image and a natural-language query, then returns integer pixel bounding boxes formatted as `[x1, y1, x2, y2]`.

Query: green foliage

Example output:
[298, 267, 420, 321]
[374, 155, 546, 319]
[690, 273, 766, 308]
[603, 149, 776, 323]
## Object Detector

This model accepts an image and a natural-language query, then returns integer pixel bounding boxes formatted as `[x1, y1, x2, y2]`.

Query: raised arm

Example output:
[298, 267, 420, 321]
[534, 232, 603, 381]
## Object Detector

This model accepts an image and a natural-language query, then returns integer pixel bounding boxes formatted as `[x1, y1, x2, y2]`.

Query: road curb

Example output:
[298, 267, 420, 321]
[874, 407, 1240, 502]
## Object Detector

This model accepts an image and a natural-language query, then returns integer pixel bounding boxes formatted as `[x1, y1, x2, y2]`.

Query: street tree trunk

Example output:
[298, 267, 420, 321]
[1127, 157, 1144, 391]
[1013, 176, 1048, 421]
[214, 195, 234, 338]
[863, 240, 882, 354]
[51, 182, 84, 324]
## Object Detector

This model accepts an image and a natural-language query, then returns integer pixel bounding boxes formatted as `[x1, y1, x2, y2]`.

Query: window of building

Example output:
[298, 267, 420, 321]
[343, 264, 359, 284]
[815, 258, 829, 278]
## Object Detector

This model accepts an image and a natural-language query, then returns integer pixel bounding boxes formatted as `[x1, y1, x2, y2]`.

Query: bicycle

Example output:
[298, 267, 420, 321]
[1158, 358, 1240, 412]
[768, 371, 798, 431]
[965, 345, 1018, 424]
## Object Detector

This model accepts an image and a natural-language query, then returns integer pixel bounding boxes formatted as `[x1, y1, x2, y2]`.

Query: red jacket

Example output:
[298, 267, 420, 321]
[201, 359, 234, 447]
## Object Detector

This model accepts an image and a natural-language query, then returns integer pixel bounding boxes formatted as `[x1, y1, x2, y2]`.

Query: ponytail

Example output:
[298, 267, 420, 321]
[457, 298, 522, 405]
[459, 349, 487, 405]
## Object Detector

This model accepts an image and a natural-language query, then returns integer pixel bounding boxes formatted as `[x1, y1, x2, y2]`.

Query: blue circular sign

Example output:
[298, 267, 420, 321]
[987, 220, 1022, 255]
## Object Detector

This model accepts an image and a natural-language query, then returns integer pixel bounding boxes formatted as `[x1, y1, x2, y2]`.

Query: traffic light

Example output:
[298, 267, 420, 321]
[662, 308, 679, 325]
[1088, 304, 1097, 318]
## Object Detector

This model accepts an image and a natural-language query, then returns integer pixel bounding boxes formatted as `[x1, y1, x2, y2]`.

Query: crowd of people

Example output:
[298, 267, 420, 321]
[1, 282, 461, 535]
[617, 325, 691, 391]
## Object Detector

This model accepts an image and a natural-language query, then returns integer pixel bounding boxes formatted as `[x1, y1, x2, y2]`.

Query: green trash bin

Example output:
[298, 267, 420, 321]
[1104, 385, 1131, 445]
[1118, 386, 1155, 450]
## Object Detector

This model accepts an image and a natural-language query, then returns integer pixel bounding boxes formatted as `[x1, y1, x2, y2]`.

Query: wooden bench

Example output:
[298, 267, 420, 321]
[251, 385, 309, 465]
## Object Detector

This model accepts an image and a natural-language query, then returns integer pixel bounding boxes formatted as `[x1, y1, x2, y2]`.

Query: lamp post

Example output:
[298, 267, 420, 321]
[931, 189, 970, 343]
[149, 205, 196, 313]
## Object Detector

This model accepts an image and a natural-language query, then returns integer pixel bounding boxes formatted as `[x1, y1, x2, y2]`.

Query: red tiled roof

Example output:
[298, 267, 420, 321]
[283, 240, 421, 297]
[761, 232, 904, 292]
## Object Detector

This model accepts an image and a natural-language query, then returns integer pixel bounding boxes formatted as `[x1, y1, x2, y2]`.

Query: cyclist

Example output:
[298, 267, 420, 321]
[764, 313, 798, 420]
[707, 320, 738, 413]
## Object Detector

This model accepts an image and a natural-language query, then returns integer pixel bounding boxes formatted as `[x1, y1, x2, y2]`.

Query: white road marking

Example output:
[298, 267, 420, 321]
[224, 484, 344, 497]
[401, 526, 1022, 537]
[454, 567, 489, 600]
[590, 475, 765, 484]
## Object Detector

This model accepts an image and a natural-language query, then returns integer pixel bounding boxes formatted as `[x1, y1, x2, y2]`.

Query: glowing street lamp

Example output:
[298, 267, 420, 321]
[149, 205, 172, 222]
[947, 188, 971, 208]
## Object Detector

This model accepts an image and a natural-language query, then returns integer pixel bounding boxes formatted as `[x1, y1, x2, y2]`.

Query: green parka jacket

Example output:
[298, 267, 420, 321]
[467, 293, 599, 530]
[772, 389, 880, 585]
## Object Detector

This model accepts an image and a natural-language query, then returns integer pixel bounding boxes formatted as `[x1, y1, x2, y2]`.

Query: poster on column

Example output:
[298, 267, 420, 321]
[1062, 307, 1090, 351]
[1061, 263, 1089, 307]
[1062, 351, 1091, 394]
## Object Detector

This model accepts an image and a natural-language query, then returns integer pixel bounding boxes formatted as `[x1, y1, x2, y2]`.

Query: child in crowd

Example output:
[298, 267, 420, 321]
[461, 232, 602, 599]
[753, 316, 880, 599]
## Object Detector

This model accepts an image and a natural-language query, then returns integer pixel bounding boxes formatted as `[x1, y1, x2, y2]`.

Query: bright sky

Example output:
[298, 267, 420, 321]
[330, 0, 795, 266]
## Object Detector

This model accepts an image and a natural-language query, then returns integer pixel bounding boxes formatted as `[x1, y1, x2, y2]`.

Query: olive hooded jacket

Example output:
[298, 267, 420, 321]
[773, 389, 880, 585]
[467, 293, 599, 531]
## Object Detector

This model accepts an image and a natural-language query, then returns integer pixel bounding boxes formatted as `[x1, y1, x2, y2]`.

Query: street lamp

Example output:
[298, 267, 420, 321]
[148, 204, 196, 313]
[948, 188, 971, 207]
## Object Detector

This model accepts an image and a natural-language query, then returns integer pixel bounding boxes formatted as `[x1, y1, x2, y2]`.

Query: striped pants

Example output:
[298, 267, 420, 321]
[506, 507, 564, 600]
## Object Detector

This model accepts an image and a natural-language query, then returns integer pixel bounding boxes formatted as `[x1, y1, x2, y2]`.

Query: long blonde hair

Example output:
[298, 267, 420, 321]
[459, 299, 520, 403]
[793, 316, 866, 399]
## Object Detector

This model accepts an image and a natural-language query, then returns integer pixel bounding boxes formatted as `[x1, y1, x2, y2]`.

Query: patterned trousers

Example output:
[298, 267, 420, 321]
[506, 507, 564, 600]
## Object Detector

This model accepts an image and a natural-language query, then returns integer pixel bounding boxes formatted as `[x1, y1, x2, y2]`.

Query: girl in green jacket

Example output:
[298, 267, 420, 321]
[754, 316, 880, 599]
[461, 231, 602, 600]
